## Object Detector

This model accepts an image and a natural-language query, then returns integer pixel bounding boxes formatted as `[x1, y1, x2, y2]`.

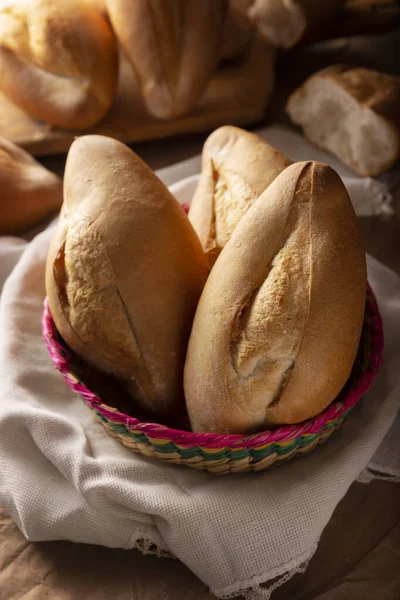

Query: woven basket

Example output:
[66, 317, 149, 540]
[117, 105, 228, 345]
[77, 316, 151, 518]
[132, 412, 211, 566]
[42, 284, 383, 474]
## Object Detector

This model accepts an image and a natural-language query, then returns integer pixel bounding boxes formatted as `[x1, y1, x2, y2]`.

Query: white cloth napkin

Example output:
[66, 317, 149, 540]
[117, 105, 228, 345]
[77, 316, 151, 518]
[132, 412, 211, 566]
[0, 128, 399, 600]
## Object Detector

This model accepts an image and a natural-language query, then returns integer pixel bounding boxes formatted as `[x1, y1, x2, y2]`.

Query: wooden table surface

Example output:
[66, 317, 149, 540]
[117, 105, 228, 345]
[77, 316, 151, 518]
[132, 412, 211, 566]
[1, 29, 400, 600]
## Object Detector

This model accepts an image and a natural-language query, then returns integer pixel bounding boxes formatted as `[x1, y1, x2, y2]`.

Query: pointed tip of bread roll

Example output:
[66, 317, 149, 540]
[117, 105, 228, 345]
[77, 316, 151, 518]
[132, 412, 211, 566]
[184, 160, 366, 433]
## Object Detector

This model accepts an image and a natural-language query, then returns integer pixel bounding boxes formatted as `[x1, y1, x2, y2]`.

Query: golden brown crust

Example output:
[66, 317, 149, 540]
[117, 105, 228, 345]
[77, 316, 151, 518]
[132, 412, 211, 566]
[46, 135, 208, 417]
[0, 136, 62, 235]
[188, 126, 291, 268]
[0, 0, 118, 129]
[184, 161, 366, 434]
[106, 0, 228, 120]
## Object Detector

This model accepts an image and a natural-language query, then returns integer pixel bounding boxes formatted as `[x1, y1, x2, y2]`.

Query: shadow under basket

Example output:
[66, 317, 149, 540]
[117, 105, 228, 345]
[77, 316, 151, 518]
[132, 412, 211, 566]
[42, 285, 383, 475]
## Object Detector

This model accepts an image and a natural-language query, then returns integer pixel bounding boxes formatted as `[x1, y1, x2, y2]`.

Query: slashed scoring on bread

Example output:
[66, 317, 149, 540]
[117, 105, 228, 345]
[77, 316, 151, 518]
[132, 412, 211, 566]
[189, 126, 291, 267]
[46, 135, 208, 417]
[184, 161, 366, 434]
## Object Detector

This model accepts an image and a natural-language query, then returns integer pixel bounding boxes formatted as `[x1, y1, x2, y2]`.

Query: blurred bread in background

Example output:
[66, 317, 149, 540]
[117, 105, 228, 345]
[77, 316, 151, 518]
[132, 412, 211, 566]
[0, 136, 62, 235]
[106, 0, 228, 120]
[232, 0, 344, 48]
[287, 65, 400, 176]
[0, 0, 118, 129]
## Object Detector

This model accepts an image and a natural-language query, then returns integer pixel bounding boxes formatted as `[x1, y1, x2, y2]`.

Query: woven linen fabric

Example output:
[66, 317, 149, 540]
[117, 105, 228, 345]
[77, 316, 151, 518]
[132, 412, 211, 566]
[0, 130, 399, 599]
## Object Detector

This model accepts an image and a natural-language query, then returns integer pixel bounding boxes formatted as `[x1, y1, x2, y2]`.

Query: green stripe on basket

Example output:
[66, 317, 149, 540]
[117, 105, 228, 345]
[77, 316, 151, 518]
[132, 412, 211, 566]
[95, 408, 351, 462]
[202, 449, 230, 461]
[251, 444, 275, 460]
[227, 448, 251, 461]
[95, 414, 148, 444]
[174, 446, 202, 459]
[275, 439, 301, 455]
[298, 434, 319, 448]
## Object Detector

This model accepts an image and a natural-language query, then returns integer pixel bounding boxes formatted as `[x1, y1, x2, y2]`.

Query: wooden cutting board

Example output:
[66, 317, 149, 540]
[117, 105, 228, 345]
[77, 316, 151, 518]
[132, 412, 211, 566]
[0, 0, 397, 157]
[0, 39, 275, 157]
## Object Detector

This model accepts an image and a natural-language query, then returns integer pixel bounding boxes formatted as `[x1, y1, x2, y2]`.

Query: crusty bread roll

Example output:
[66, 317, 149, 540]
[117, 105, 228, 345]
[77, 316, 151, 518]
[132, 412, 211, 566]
[105, 0, 228, 120]
[286, 65, 400, 177]
[46, 135, 208, 417]
[220, 2, 254, 62]
[233, 0, 343, 48]
[188, 126, 291, 268]
[86, 0, 106, 14]
[184, 161, 366, 434]
[0, 0, 118, 129]
[0, 137, 62, 235]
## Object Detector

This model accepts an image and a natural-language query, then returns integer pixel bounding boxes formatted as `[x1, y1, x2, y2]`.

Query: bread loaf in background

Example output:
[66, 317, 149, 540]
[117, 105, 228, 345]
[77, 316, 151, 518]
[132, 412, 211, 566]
[105, 0, 228, 120]
[184, 161, 366, 434]
[233, 0, 343, 48]
[286, 65, 400, 176]
[188, 126, 291, 268]
[46, 135, 208, 418]
[0, 0, 118, 129]
[0, 137, 62, 235]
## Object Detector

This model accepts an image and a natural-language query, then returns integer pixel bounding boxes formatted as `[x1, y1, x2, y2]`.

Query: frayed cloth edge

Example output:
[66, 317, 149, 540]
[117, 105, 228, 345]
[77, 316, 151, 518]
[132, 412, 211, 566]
[210, 544, 318, 599]
[357, 466, 400, 484]
[125, 525, 174, 558]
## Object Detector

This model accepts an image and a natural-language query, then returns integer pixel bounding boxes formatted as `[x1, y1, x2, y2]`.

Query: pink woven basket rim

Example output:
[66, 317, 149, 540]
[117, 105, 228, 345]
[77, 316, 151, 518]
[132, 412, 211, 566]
[42, 284, 383, 450]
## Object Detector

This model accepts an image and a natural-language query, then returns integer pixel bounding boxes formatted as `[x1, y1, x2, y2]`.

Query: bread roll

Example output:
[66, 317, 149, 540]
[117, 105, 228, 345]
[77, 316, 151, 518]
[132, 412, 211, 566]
[86, 0, 107, 14]
[233, 0, 343, 48]
[0, 137, 62, 235]
[184, 161, 366, 434]
[188, 126, 291, 268]
[286, 65, 400, 177]
[105, 0, 228, 120]
[0, 0, 118, 129]
[46, 135, 208, 417]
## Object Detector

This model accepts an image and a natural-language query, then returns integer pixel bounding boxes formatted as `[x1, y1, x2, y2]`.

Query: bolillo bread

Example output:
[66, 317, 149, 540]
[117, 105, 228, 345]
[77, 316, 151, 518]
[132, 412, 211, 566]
[184, 161, 367, 434]
[286, 65, 400, 177]
[0, 136, 62, 235]
[105, 0, 228, 120]
[188, 126, 291, 268]
[0, 0, 118, 129]
[233, 0, 343, 49]
[46, 135, 208, 418]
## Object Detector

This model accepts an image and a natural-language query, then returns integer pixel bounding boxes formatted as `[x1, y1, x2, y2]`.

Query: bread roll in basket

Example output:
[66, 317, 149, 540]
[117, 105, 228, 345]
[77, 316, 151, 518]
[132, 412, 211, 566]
[42, 269, 382, 475]
[42, 134, 383, 474]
